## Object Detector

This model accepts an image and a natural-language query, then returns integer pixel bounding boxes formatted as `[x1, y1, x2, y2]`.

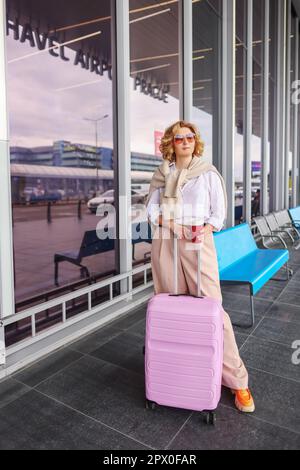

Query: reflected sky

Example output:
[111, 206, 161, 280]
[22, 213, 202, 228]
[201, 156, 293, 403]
[6, 26, 262, 181]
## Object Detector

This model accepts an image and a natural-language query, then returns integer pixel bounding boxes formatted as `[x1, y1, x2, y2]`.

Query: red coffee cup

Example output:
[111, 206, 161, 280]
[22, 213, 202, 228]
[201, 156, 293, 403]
[191, 225, 204, 243]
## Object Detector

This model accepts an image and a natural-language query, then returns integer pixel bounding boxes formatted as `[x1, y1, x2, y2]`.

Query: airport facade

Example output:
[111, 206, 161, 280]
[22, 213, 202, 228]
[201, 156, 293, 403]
[0, 0, 300, 375]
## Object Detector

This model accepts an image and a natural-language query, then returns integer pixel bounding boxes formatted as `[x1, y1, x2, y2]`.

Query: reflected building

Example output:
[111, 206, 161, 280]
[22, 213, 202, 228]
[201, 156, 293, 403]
[10, 142, 161, 172]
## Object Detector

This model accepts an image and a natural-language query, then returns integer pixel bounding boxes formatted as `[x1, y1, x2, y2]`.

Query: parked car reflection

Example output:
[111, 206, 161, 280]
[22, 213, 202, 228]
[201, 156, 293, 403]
[87, 188, 147, 214]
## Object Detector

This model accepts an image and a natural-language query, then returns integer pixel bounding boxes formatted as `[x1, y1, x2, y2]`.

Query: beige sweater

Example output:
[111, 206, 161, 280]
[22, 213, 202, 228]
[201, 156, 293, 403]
[145, 156, 228, 224]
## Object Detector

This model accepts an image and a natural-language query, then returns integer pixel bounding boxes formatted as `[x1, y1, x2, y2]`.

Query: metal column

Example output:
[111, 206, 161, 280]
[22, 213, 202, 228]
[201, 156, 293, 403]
[271, 0, 287, 211]
[0, 0, 15, 328]
[261, 0, 270, 216]
[284, 0, 292, 209]
[243, 0, 253, 224]
[111, 0, 132, 298]
[212, 4, 222, 170]
[292, 17, 299, 208]
[221, 0, 236, 228]
[179, 0, 193, 121]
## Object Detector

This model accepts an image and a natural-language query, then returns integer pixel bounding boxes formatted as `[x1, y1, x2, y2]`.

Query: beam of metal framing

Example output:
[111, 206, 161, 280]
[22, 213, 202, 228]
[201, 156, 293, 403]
[111, 0, 132, 298]
[179, 0, 193, 121]
[285, 0, 292, 209]
[261, 0, 270, 216]
[298, 18, 300, 208]
[243, 0, 253, 224]
[221, 0, 235, 228]
[271, 0, 287, 211]
[212, 3, 222, 169]
[292, 16, 299, 208]
[0, 0, 15, 327]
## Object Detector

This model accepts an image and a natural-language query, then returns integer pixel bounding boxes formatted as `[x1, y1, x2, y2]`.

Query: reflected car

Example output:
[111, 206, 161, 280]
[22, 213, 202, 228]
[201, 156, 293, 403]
[87, 189, 146, 214]
[23, 186, 39, 196]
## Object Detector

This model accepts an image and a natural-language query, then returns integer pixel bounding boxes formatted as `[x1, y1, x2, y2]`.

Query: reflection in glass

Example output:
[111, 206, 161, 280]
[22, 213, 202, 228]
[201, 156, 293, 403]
[235, 27, 246, 224]
[129, 0, 179, 267]
[6, 0, 116, 310]
[268, 0, 277, 214]
[192, 0, 221, 165]
[289, 7, 296, 207]
[251, 0, 263, 219]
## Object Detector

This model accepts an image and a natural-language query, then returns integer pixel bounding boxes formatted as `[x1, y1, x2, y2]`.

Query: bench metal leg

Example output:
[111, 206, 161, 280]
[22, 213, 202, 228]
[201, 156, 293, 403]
[271, 261, 293, 281]
[232, 288, 255, 329]
[249, 294, 255, 328]
[79, 265, 90, 279]
[55, 262, 59, 286]
[232, 261, 293, 329]
[287, 262, 293, 279]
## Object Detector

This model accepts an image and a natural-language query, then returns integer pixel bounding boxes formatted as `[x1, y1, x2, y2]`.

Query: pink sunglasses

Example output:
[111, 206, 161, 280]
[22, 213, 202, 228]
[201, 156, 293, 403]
[173, 133, 196, 145]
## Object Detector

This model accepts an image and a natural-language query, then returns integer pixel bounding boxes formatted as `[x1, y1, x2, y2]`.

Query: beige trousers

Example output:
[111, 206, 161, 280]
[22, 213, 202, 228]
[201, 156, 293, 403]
[151, 226, 249, 390]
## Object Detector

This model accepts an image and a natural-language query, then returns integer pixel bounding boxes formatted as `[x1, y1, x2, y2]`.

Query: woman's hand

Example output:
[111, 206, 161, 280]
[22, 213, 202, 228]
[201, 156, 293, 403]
[171, 222, 186, 239]
[203, 223, 215, 234]
[182, 225, 205, 243]
[171, 222, 215, 240]
[183, 223, 215, 242]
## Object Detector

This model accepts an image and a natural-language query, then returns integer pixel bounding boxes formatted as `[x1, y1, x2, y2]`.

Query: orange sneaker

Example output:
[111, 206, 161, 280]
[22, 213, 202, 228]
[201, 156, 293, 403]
[231, 388, 255, 413]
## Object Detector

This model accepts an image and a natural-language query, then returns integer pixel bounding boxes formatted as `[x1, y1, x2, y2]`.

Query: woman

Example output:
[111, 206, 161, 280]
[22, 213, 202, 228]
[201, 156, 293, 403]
[145, 120, 255, 413]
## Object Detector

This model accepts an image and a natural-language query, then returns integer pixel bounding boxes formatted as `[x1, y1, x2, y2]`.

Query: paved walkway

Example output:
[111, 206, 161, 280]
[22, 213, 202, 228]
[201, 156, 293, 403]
[1, 251, 300, 449]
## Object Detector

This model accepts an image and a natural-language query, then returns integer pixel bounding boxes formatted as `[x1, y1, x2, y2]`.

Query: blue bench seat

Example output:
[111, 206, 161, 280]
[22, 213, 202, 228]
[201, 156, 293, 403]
[213, 223, 290, 327]
[220, 249, 289, 295]
[289, 206, 300, 229]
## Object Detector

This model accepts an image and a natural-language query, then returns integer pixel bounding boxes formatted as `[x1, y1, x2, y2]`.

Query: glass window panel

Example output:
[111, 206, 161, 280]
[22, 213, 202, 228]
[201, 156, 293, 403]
[235, 41, 246, 224]
[268, 0, 277, 214]
[289, 9, 296, 207]
[253, 0, 263, 66]
[129, 0, 179, 265]
[251, 0, 263, 218]
[6, 0, 116, 311]
[192, 0, 222, 165]
[236, 0, 246, 46]
[207, 0, 222, 16]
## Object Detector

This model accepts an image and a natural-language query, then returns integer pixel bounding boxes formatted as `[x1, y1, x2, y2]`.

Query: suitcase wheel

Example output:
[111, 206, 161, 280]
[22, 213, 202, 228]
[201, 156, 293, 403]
[145, 399, 156, 410]
[204, 411, 216, 426]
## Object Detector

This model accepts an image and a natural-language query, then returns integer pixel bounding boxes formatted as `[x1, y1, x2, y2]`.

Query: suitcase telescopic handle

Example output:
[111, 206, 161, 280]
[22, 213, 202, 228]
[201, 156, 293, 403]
[172, 233, 203, 298]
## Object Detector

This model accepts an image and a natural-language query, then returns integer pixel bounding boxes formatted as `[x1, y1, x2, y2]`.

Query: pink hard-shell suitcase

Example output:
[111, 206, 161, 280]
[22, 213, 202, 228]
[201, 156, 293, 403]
[145, 233, 224, 425]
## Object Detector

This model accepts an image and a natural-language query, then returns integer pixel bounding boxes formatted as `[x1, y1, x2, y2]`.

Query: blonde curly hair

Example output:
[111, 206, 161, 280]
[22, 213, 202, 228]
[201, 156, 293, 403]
[159, 120, 205, 163]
